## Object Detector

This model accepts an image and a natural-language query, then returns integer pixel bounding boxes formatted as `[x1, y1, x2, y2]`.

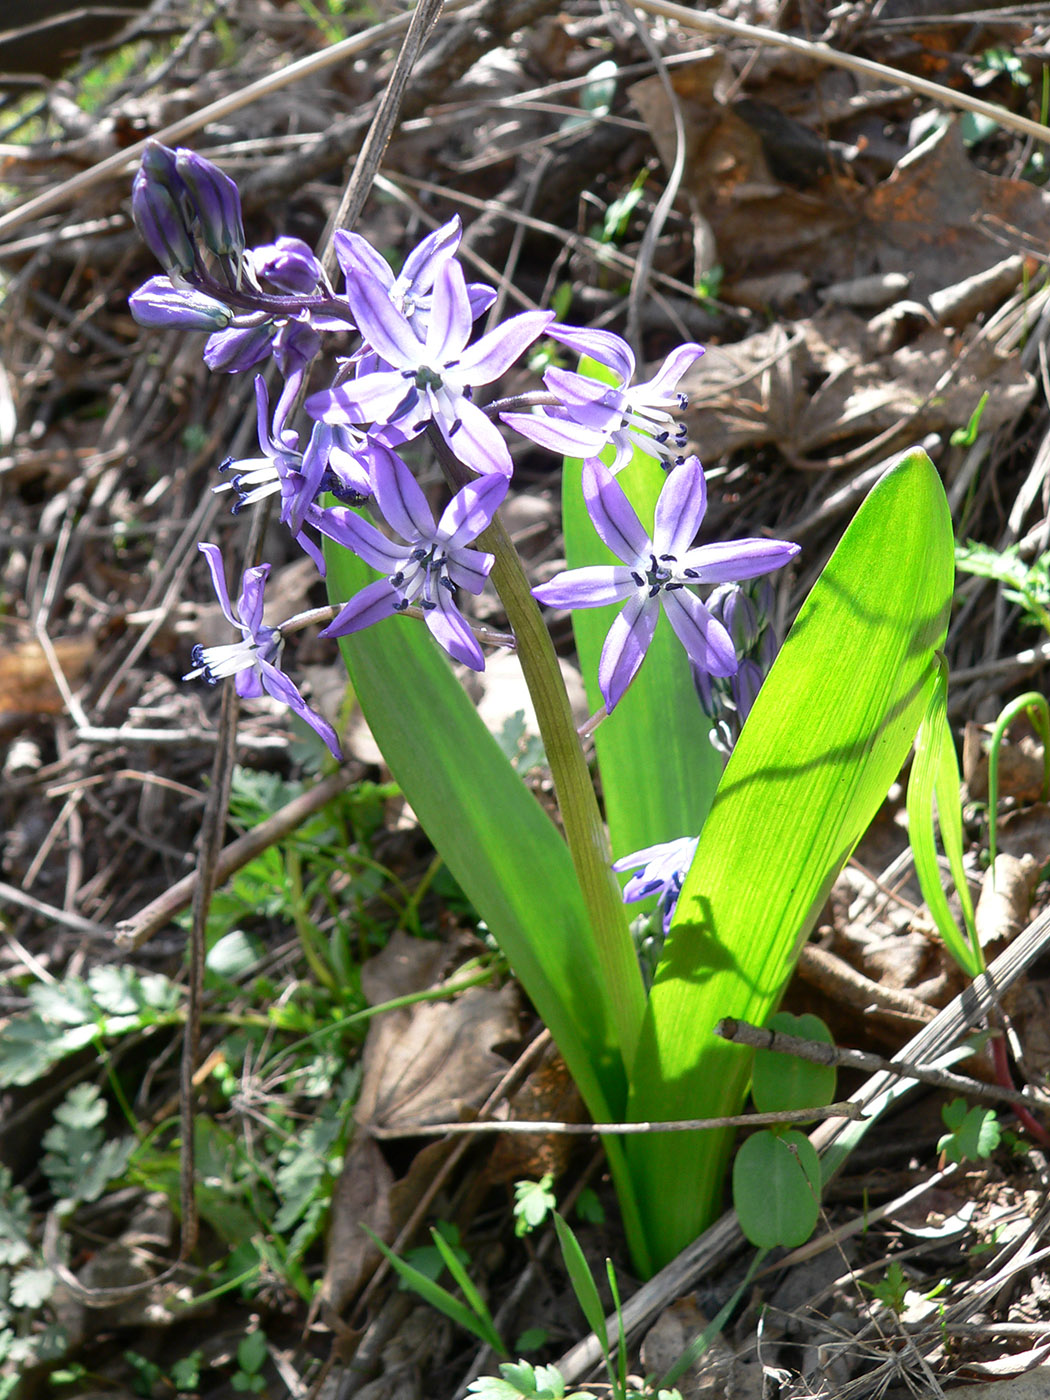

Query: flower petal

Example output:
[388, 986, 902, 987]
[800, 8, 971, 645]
[679, 537, 800, 585]
[599, 592, 658, 710]
[501, 409, 608, 457]
[548, 324, 635, 383]
[582, 459, 650, 564]
[457, 310, 554, 383]
[662, 589, 737, 676]
[425, 258, 472, 362]
[438, 470, 507, 548]
[344, 267, 420, 367]
[401, 214, 461, 286]
[533, 564, 635, 608]
[321, 578, 399, 637]
[653, 457, 707, 558]
[309, 504, 405, 573]
[425, 587, 485, 670]
[258, 659, 342, 758]
[371, 446, 435, 543]
[634, 343, 705, 402]
[440, 396, 514, 476]
[236, 563, 271, 633]
[307, 371, 417, 428]
[197, 542, 237, 627]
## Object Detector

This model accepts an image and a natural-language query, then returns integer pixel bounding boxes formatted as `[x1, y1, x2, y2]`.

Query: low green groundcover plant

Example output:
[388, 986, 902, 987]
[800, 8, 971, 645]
[128, 141, 965, 1276]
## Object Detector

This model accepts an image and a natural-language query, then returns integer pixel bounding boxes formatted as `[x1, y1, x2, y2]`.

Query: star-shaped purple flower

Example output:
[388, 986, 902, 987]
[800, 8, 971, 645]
[185, 543, 341, 758]
[333, 215, 494, 348]
[309, 445, 507, 670]
[306, 258, 552, 476]
[532, 456, 799, 711]
[213, 378, 371, 577]
[503, 326, 704, 472]
[613, 835, 699, 935]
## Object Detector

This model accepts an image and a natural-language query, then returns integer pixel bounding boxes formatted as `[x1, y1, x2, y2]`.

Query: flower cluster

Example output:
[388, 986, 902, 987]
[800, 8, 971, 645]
[130, 141, 799, 818]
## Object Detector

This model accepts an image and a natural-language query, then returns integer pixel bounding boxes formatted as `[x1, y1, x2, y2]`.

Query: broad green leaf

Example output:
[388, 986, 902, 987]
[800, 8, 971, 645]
[326, 538, 622, 1113]
[626, 447, 954, 1269]
[751, 1012, 836, 1114]
[733, 1130, 821, 1248]
[562, 413, 721, 867]
[325, 536, 651, 1273]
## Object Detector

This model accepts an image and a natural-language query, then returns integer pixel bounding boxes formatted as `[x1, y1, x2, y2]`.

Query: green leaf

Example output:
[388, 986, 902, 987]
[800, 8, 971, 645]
[751, 1013, 836, 1114]
[9, 1266, 55, 1310]
[938, 1100, 1001, 1163]
[732, 1129, 821, 1248]
[906, 658, 981, 976]
[363, 1226, 507, 1355]
[325, 531, 649, 1270]
[236, 1330, 268, 1375]
[626, 447, 955, 1268]
[552, 1214, 607, 1353]
[513, 1175, 556, 1236]
[949, 390, 990, 447]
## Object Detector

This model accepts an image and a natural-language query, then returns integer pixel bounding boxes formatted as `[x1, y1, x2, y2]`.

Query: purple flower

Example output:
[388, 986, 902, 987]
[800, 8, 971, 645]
[129, 276, 232, 331]
[333, 216, 495, 347]
[132, 160, 196, 278]
[613, 835, 698, 935]
[216, 376, 371, 542]
[502, 327, 704, 472]
[309, 446, 506, 670]
[306, 258, 551, 476]
[532, 456, 799, 711]
[185, 543, 341, 758]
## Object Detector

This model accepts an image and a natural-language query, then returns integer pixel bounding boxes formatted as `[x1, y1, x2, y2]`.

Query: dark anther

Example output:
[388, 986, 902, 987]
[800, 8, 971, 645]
[631, 571, 645, 587]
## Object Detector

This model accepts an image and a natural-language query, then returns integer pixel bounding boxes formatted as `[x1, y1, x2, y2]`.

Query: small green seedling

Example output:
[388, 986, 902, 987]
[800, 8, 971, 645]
[938, 1099, 1001, 1165]
[513, 1174, 557, 1237]
[466, 1360, 590, 1400]
[232, 1329, 269, 1393]
[860, 1260, 909, 1315]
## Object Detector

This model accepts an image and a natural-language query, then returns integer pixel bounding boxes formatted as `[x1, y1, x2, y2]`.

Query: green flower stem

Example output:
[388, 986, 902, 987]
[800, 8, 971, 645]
[427, 427, 646, 1068]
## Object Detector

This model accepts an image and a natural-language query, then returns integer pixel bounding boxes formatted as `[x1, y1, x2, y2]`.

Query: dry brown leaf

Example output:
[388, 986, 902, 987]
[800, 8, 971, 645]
[681, 306, 1032, 464]
[0, 636, 93, 718]
[975, 854, 1039, 957]
[355, 929, 520, 1132]
[317, 1134, 395, 1319]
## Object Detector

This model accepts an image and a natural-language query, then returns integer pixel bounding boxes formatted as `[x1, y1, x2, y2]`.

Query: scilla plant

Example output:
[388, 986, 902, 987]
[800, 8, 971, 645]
[130, 143, 955, 1276]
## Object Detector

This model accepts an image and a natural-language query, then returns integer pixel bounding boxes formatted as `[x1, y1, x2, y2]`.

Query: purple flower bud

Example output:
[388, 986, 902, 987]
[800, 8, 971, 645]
[175, 148, 245, 261]
[131, 165, 195, 277]
[129, 276, 232, 331]
[248, 236, 324, 295]
[203, 321, 276, 372]
[714, 585, 761, 655]
[273, 318, 321, 378]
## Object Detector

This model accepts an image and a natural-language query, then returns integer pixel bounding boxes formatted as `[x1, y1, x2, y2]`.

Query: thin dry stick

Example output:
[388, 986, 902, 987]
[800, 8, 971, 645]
[319, 0, 446, 272]
[628, 0, 1050, 148]
[0, 2, 477, 242]
[716, 1017, 1050, 1113]
[369, 1102, 864, 1138]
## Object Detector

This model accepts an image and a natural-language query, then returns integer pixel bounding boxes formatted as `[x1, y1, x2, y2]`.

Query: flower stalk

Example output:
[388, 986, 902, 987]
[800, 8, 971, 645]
[426, 425, 646, 1066]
